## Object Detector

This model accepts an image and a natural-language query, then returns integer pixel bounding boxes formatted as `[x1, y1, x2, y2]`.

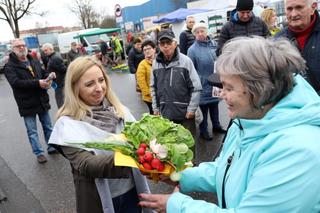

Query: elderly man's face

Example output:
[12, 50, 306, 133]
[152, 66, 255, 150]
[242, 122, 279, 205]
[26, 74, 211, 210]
[285, 0, 316, 30]
[194, 27, 207, 41]
[42, 47, 53, 56]
[12, 40, 28, 58]
[237, 10, 252, 22]
[159, 39, 177, 60]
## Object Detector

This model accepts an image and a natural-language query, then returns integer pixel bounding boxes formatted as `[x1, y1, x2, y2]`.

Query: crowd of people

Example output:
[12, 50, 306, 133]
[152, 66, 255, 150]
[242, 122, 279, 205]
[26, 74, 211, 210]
[2, 0, 320, 212]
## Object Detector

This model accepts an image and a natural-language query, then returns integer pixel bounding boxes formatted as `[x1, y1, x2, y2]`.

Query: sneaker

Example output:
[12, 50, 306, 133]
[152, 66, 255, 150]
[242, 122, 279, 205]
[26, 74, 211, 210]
[37, 155, 47, 164]
[213, 126, 227, 134]
[47, 146, 59, 155]
[200, 132, 213, 140]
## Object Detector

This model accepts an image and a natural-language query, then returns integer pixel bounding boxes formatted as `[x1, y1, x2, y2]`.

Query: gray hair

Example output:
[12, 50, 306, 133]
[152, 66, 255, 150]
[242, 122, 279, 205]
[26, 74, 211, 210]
[216, 36, 306, 109]
[284, 0, 315, 7]
[42, 43, 53, 50]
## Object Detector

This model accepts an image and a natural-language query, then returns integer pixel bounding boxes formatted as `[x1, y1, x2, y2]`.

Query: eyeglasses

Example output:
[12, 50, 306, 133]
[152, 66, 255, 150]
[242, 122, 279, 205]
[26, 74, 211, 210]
[159, 40, 173, 46]
[13, 44, 26, 48]
[143, 47, 153, 52]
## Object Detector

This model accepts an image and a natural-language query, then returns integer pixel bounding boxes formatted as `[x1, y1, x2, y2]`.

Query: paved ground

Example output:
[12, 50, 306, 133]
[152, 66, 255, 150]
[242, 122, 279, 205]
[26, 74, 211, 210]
[0, 69, 229, 212]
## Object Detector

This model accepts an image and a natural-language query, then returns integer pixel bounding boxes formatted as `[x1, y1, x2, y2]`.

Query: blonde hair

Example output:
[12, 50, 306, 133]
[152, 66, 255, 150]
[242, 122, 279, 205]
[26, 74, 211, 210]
[56, 56, 125, 120]
[261, 8, 276, 26]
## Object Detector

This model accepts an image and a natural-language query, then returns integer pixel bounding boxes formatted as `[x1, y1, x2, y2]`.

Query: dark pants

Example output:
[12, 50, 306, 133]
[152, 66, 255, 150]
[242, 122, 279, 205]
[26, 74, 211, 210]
[55, 86, 64, 109]
[144, 101, 153, 114]
[199, 103, 221, 134]
[112, 187, 141, 213]
[173, 118, 196, 161]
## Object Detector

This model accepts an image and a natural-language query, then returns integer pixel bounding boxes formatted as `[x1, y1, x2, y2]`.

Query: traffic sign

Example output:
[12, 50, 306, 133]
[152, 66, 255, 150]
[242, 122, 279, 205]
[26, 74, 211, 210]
[115, 4, 122, 17]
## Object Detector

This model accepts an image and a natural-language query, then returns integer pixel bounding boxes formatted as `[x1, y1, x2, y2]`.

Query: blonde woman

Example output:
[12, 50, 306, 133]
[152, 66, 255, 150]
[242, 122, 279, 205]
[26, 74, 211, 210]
[261, 8, 281, 36]
[49, 56, 152, 213]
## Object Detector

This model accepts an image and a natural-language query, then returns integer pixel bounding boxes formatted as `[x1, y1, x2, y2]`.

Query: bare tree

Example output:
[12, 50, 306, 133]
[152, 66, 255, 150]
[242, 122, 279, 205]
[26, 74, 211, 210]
[0, 0, 37, 38]
[100, 15, 116, 28]
[70, 0, 100, 29]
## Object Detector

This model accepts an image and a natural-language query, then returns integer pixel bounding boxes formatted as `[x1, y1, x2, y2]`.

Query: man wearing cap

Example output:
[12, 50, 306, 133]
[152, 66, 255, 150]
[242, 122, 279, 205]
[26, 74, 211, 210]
[216, 0, 270, 55]
[275, 0, 320, 94]
[151, 29, 202, 148]
[179, 16, 196, 55]
[188, 23, 226, 141]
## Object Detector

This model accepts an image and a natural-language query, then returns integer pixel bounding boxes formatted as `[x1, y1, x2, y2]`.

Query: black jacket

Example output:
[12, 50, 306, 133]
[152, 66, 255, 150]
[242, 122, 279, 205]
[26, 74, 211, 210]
[127, 47, 144, 74]
[67, 49, 81, 63]
[4, 53, 51, 116]
[47, 52, 67, 88]
[216, 10, 270, 55]
[275, 11, 320, 93]
[179, 29, 195, 55]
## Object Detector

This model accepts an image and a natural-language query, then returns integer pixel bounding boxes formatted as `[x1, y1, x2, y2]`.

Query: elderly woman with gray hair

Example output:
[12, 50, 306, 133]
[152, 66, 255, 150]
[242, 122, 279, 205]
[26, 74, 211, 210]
[187, 22, 226, 141]
[139, 36, 320, 212]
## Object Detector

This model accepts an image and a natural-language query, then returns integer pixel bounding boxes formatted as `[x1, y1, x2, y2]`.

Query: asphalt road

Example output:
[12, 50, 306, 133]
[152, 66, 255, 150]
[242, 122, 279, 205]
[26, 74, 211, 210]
[0, 70, 229, 213]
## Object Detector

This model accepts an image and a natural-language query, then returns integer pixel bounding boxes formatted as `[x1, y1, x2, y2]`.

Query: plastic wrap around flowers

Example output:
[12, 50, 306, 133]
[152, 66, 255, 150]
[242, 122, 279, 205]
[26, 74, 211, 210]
[80, 114, 194, 181]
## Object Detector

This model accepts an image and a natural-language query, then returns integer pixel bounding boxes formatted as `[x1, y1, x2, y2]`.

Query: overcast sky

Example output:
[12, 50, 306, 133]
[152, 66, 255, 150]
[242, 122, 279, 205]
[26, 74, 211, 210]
[0, 0, 149, 41]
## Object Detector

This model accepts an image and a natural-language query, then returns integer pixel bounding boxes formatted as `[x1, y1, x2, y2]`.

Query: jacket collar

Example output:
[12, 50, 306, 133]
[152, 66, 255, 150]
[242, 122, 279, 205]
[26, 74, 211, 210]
[156, 48, 179, 65]
[286, 10, 320, 39]
[8, 52, 33, 69]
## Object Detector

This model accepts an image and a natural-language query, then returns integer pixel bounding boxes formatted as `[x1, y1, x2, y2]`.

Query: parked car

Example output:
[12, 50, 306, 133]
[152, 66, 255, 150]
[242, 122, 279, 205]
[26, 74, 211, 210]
[0, 51, 10, 74]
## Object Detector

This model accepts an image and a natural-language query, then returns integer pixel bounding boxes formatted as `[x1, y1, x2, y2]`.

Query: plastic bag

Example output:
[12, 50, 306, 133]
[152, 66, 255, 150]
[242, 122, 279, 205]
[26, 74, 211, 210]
[195, 107, 203, 125]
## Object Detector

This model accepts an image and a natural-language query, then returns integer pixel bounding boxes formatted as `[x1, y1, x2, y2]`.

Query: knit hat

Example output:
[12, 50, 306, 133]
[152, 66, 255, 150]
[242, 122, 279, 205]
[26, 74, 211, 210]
[236, 0, 254, 11]
[192, 22, 208, 34]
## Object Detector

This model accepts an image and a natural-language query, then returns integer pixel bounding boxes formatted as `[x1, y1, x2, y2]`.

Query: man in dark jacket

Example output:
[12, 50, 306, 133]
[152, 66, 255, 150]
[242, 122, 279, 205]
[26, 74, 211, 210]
[151, 29, 202, 158]
[67, 42, 81, 64]
[275, 0, 320, 94]
[42, 43, 67, 108]
[179, 16, 196, 55]
[128, 37, 145, 92]
[127, 37, 144, 74]
[216, 0, 270, 55]
[4, 39, 57, 163]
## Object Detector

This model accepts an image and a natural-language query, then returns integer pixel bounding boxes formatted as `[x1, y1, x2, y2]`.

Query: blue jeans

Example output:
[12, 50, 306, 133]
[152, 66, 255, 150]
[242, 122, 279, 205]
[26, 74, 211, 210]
[199, 103, 221, 133]
[23, 111, 53, 156]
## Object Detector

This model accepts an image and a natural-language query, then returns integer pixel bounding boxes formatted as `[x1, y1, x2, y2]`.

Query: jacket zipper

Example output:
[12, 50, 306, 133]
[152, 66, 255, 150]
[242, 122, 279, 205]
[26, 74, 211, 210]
[222, 152, 234, 209]
[170, 68, 173, 87]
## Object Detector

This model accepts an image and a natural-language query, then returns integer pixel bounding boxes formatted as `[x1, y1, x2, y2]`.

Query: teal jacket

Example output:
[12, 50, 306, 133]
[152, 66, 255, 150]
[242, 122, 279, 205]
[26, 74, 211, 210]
[168, 75, 320, 212]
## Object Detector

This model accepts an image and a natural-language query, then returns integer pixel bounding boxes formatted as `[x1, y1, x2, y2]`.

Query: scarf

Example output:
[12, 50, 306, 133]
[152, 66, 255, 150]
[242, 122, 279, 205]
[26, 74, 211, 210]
[82, 99, 122, 133]
[289, 14, 316, 50]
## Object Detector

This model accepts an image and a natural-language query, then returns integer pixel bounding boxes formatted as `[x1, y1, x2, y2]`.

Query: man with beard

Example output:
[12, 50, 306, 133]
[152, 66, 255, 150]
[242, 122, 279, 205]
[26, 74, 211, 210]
[4, 39, 58, 163]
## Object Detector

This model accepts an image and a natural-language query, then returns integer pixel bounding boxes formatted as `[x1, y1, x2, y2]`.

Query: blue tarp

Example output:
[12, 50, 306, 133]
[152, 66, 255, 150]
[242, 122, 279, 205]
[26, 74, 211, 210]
[153, 8, 210, 23]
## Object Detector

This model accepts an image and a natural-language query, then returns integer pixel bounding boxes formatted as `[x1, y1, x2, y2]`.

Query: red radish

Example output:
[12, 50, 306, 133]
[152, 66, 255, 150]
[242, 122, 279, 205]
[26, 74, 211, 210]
[143, 162, 152, 170]
[151, 158, 162, 169]
[138, 156, 145, 164]
[157, 162, 165, 171]
[144, 152, 153, 162]
[139, 143, 148, 150]
[136, 148, 145, 156]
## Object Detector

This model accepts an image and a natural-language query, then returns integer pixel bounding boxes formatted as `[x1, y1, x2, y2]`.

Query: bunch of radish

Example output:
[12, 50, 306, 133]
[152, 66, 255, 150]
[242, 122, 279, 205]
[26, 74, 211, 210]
[136, 143, 165, 171]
